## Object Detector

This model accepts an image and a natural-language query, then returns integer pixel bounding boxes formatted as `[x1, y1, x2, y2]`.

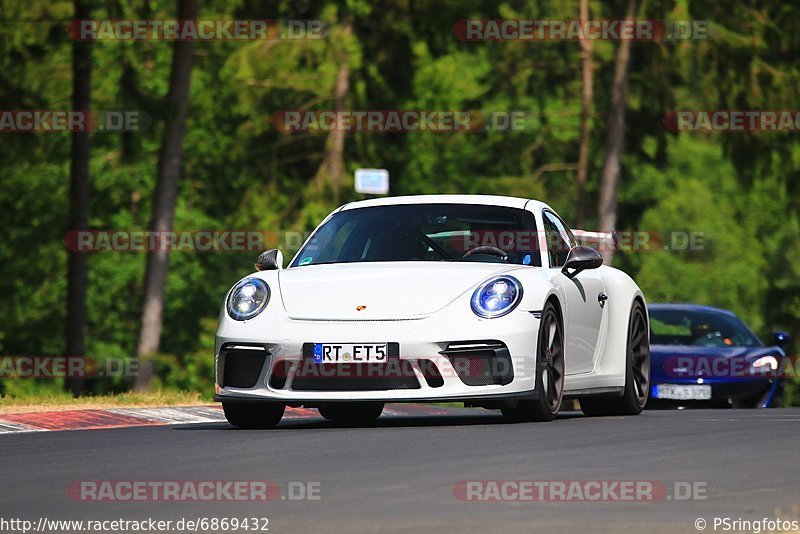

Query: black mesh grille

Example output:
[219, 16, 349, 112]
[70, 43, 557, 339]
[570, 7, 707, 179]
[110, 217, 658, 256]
[441, 341, 513, 386]
[416, 359, 444, 388]
[221, 347, 268, 389]
[291, 361, 420, 391]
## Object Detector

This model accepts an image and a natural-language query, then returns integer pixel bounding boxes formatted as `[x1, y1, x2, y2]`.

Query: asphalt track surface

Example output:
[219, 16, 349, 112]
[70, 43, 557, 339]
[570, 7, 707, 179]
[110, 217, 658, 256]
[2, 407, 799, 534]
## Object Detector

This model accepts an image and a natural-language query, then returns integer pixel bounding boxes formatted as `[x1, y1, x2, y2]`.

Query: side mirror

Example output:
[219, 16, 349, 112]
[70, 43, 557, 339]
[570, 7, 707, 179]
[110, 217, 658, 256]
[561, 246, 603, 278]
[771, 331, 791, 348]
[255, 249, 283, 271]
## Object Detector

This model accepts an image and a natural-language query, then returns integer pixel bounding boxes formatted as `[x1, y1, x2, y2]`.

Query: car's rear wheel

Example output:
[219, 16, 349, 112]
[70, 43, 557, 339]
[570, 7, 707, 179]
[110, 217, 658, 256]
[502, 301, 564, 422]
[581, 300, 650, 416]
[222, 401, 285, 429]
[318, 402, 385, 425]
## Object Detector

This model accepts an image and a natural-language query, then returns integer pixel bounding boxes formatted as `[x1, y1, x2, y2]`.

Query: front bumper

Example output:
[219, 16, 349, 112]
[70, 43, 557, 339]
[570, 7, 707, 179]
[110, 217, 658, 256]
[649, 378, 780, 407]
[214, 306, 540, 403]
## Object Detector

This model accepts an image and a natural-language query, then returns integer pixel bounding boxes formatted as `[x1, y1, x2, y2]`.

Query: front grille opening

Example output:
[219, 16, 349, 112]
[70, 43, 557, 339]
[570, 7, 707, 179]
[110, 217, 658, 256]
[416, 359, 444, 388]
[220, 345, 268, 389]
[269, 360, 289, 390]
[291, 361, 421, 391]
[441, 341, 513, 386]
[444, 341, 506, 351]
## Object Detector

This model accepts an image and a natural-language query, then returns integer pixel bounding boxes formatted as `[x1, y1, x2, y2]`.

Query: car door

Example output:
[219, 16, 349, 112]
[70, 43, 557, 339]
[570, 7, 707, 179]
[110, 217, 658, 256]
[542, 210, 606, 375]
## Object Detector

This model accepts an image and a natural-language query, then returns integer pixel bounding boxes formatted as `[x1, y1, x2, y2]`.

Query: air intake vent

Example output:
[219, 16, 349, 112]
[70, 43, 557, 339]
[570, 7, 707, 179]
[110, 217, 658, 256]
[440, 340, 513, 386]
[220, 345, 268, 389]
[416, 359, 444, 388]
[269, 360, 289, 390]
[291, 362, 420, 391]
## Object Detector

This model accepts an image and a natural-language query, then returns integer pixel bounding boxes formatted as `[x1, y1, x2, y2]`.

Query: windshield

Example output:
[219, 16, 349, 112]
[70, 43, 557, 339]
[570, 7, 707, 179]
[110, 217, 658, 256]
[649, 308, 761, 348]
[290, 203, 541, 267]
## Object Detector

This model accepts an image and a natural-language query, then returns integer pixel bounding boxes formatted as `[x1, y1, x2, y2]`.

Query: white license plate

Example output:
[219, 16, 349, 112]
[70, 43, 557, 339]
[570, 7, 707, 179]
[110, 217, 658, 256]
[655, 384, 712, 400]
[312, 343, 388, 363]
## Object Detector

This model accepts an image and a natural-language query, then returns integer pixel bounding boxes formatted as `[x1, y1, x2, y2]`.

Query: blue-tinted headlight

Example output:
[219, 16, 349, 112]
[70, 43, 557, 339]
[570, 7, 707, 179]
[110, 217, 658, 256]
[470, 276, 522, 319]
[226, 278, 270, 321]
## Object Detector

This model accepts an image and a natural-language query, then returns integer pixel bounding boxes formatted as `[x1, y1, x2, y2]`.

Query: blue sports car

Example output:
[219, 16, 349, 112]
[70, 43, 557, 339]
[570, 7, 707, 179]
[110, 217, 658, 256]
[648, 304, 791, 408]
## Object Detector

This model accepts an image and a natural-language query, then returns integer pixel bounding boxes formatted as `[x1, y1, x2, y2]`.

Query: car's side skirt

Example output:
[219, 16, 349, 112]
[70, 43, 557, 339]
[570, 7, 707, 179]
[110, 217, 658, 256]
[563, 386, 625, 399]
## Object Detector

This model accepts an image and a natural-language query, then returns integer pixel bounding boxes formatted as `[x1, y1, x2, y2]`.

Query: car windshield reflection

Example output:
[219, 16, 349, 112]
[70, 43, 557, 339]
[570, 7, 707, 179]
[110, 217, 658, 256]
[290, 203, 542, 267]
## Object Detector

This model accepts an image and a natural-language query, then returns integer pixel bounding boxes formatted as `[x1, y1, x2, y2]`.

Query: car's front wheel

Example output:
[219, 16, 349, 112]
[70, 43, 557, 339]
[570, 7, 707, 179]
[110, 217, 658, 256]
[580, 299, 650, 416]
[502, 300, 564, 422]
[318, 402, 384, 425]
[222, 401, 285, 429]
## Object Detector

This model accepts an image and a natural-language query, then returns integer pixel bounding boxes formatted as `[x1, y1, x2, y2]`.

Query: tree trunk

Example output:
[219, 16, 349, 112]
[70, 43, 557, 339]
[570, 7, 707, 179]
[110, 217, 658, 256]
[329, 57, 350, 203]
[315, 19, 351, 203]
[597, 0, 636, 265]
[64, 0, 92, 397]
[134, 0, 198, 390]
[575, 0, 593, 229]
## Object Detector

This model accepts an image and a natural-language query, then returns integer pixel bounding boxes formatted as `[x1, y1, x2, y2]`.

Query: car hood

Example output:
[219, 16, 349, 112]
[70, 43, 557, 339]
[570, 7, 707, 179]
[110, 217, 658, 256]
[278, 262, 521, 320]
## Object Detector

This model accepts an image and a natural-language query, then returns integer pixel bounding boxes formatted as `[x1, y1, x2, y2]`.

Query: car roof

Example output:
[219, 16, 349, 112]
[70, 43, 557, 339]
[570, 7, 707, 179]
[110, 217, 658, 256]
[648, 303, 738, 317]
[339, 194, 552, 213]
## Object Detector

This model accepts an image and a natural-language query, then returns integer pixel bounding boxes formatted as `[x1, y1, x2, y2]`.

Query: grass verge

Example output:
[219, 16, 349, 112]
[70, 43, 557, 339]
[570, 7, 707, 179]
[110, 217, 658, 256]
[0, 390, 213, 415]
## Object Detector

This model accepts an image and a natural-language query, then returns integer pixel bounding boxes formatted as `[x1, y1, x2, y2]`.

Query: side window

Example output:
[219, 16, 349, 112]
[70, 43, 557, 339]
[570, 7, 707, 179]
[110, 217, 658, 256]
[542, 211, 573, 267]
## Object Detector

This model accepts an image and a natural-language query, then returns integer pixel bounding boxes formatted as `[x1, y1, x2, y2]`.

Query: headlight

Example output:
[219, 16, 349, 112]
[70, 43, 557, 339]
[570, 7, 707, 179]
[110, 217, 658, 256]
[471, 276, 522, 319]
[752, 355, 779, 371]
[226, 278, 270, 321]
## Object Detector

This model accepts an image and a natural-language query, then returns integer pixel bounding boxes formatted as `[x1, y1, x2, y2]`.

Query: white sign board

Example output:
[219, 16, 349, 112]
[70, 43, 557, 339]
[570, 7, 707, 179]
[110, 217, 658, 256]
[355, 168, 389, 195]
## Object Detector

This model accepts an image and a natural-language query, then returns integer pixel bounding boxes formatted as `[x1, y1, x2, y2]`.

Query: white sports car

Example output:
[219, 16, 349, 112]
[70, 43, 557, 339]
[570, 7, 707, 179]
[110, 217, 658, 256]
[215, 195, 650, 427]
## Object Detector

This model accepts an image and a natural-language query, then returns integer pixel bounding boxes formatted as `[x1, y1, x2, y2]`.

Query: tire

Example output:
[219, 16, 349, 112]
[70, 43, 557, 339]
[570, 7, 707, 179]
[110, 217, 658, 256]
[502, 300, 564, 422]
[580, 299, 650, 416]
[223, 401, 285, 429]
[318, 402, 384, 425]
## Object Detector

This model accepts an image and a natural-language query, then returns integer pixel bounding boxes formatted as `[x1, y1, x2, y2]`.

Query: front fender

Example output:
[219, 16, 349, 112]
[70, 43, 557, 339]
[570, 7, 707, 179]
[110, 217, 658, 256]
[506, 267, 561, 313]
[595, 266, 647, 382]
